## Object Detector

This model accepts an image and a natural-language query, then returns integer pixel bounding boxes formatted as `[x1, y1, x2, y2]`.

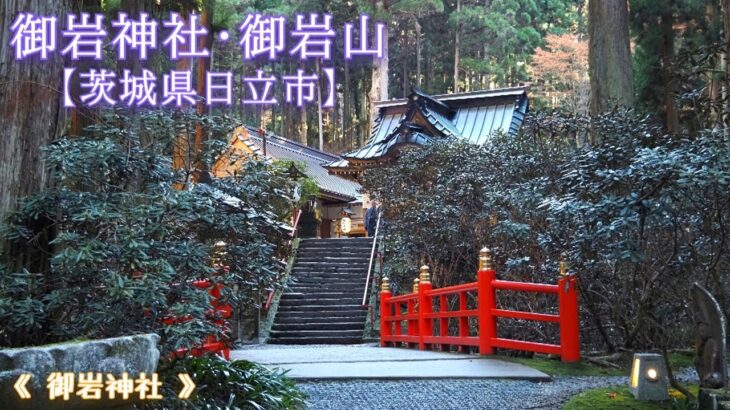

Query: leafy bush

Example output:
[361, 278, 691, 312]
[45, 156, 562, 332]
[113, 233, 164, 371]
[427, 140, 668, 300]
[363, 109, 730, 352]
[147, 355, 307, 410]
[0, 110, 294, 353]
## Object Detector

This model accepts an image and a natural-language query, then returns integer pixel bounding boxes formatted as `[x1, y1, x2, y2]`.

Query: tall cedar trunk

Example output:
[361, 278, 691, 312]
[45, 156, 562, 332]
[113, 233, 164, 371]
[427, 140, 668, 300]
[344, 57, 352, 150]
[172, 10, 193, 186]
[588, 0, 633, 115]
[70, 0, 101, 136]
[297, 60, 308, 145]
[723, 0, 730, 126]
[708, 3, 723, 128]
[661, 13, 678, 133]
[0, 0, 70, 269]
[415, 19, 422, 87]
[0, 0, 68, 215]
[403, 50, 408, 97]
[359, 74, 369, 146]
[426, 47, 436, 91]
[194, 6, 213, 179]
[369, 0, 389, 132]
[454, 0, 461, 92]
[316, 58, 324, 151]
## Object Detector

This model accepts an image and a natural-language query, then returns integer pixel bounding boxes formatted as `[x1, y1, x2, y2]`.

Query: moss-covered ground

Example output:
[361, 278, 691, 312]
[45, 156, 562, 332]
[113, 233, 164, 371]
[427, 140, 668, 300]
[499, 351, 695, 377]
[499, 351, 700, 409]
[562, 385, 698, 410]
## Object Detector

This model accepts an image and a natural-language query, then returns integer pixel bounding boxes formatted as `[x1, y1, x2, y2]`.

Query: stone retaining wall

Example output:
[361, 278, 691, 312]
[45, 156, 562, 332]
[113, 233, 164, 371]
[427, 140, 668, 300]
[0, 334, 160, 409]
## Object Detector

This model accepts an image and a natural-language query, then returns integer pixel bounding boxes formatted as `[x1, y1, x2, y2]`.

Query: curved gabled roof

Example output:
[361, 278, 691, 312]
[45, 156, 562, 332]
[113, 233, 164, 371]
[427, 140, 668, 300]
[332, 86, 529, 165]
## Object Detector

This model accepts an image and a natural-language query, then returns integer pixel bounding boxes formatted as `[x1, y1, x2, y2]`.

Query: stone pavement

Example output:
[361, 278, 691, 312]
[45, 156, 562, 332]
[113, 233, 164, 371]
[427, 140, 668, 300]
[231, 344, 703, 409]
[231, 343, 550, 381]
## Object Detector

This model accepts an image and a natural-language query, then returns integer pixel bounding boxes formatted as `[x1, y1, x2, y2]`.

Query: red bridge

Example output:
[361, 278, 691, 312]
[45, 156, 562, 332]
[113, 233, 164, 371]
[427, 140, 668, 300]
[379, 248, 580, 362]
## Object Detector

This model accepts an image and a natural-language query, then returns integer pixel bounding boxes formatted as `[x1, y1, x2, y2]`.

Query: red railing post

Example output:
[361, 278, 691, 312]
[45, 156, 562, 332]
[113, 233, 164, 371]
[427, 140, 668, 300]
[380, 277, 392, 347]
[439, 294, 448, 351]
[406, 294, 418, 348]
[477, 247, 497, 355]
[558, 264, 580, 362]
[418, 265, 433, 350]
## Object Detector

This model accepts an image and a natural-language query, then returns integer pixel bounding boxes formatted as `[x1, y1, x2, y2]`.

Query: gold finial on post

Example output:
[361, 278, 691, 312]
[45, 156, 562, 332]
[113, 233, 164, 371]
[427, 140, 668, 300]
[559, 253, 568, 276]
[381, 276, 391, 292]
[479, 247, 492, 270]
[412, 278, 420, 293]
[419, 265, 431, 285]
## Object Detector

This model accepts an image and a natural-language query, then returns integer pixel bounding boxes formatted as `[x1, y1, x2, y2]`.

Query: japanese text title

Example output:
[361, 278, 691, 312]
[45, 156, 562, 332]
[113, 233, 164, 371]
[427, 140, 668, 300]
[9, 12, 386, 108]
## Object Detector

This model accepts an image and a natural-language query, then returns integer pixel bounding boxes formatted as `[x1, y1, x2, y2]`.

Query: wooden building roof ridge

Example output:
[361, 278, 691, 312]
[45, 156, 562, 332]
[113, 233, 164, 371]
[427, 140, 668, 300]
[374, 86, 529, 108]
[240, 124, 342, 163]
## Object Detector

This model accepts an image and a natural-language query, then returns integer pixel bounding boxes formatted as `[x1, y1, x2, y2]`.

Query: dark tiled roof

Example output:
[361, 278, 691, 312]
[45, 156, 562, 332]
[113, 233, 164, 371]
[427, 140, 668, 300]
[241, 125, 362, 202]
[334, 87, 528, 164]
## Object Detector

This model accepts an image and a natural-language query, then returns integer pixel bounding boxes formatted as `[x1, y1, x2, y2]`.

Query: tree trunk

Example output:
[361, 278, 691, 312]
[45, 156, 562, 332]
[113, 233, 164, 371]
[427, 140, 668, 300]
[588, 0, 633, 115]
[415, 19, 422, 87]
[344, 57, 352, 150]
[172, 10, 193, 187]
[661, 13, 678, 133]
[369, 0, 389, 132]
[707, 3, 723, 129]
[359, 74, 369, 146]
[297, 60, 308, 145]
[69, 0, 101, 136]
[454, 0, 461, 92]
[316, 58, 324, 151]
[723, 0, 730, 127]
[0, 0, 69, 218]
[0, 0, 70, 270]
[194, 6, 213, 180]
[403, 52, 408, 97]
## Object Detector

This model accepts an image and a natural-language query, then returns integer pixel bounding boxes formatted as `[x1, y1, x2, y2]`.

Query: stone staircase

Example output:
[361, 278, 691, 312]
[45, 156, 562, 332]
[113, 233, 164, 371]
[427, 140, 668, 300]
[268, 237, 374, 344]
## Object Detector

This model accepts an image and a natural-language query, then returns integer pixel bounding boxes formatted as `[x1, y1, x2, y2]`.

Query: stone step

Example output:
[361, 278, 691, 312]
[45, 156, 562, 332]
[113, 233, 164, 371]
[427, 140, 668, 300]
[290, 276, 367, 283]
[298, 246, 373, 252]
[300, 238, 373, 244]
[295, 257, 372, 263]
[295, 253, 372, 259]
[299, 243, 373, 248]
[287, 282, 366, 289]
[268, 238, 376, 345]
[293, 263, 370, 268]
[286, 286, 366, 293]
[274, 313, 367, 324]
[291, 268, 368, 274]
[269, 329, 364, 338]
[294, 262, 370, 268]
[290, 275, 366, 281]
[267, 336, 364, 345]
[289, 279, 364, 285]
[278, 298, 362, 307]
[276, 305, 365, 313]
[281, 291, 363, 299]
[271, 322, 365, 331]
[292, 268, 370, 273]
[292, 266, 368, 271]
[290, 278, 367, 284]
[290, 276, 365, 282]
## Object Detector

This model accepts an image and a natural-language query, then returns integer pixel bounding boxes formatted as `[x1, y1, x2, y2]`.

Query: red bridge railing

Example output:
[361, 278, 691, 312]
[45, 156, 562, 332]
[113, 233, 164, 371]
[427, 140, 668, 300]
[380, 248, 580, 362]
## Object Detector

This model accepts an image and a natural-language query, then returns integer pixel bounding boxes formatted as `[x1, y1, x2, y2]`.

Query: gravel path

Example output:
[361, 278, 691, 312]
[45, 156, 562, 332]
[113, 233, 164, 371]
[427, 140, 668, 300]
[296, 366, 702, 410]
[234, 344, 703, 410]
[297, 377, 626, 410]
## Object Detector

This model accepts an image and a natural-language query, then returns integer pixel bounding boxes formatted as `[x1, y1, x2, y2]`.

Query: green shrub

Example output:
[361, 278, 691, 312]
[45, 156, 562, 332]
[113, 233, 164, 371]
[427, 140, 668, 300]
[147, 355, 307, 410]
[0, 110, 294, 353]
[362, 109, 730, 353]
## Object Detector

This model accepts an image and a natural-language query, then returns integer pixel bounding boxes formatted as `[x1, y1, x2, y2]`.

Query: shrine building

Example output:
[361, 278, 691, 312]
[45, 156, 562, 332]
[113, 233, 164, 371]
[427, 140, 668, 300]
[213, 125, 365, 238]
[325, 86, 529, 179]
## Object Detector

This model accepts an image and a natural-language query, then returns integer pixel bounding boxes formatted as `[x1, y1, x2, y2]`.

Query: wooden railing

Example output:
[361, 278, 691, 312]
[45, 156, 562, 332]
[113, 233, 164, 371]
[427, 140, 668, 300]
[380, 248, 580, 362]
